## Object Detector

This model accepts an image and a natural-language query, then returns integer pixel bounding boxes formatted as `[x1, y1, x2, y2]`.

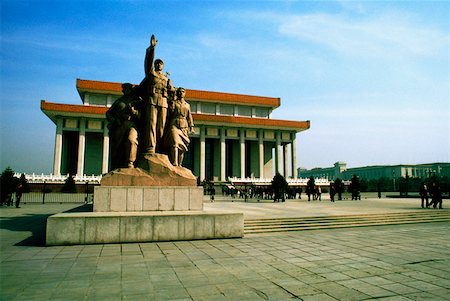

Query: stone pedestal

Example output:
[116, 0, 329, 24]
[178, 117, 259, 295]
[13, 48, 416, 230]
[46, 211, 243, 245]
[46, 154, 244, 246]
[93, 186, 203, 212]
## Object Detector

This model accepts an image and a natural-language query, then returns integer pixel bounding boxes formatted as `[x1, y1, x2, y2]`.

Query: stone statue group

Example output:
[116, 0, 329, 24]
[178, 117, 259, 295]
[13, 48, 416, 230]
[106, 35, 194, 170]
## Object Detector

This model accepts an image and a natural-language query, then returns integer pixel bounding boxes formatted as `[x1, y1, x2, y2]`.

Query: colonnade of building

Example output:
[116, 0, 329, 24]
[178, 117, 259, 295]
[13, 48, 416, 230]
[187, 127, 297, 181]
[52, 117, 298, 181]
[53, 118, 109, 177]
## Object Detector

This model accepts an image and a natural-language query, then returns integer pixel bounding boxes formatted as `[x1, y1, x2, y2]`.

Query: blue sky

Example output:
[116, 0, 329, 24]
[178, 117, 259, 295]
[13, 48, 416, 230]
[1, 0, 449, 174]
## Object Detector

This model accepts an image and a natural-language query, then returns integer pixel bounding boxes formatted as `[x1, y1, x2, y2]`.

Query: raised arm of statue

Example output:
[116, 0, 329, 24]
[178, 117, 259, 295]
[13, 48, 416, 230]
[144, 35, 157, 76]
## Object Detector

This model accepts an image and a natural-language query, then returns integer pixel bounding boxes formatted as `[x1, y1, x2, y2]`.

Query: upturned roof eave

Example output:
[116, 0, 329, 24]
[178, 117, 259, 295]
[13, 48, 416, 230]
[76, 78, 281, 108]
[41, 100, 309, 132]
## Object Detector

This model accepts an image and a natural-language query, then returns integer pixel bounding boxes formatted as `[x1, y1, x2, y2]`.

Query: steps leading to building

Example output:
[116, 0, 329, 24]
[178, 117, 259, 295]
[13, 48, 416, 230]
[244, 211, 450, 234]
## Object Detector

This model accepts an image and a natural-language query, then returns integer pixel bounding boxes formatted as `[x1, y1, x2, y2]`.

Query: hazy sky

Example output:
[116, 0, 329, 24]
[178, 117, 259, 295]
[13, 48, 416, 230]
[1, 0, 449, 174]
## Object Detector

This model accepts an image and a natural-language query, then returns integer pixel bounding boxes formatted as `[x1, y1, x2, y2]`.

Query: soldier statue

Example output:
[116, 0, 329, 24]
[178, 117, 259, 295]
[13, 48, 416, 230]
[138, 34, 173, 155]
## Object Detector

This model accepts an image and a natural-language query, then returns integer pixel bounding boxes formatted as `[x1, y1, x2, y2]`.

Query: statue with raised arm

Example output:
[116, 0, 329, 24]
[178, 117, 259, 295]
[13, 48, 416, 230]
[101, 35, 198, 186]
[164, 87, 194, 166]
[139, 34, 173, 156]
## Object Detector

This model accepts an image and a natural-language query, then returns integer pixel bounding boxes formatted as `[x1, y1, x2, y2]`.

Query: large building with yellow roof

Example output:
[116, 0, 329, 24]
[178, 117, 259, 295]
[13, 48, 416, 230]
[41, 79, 310, 182]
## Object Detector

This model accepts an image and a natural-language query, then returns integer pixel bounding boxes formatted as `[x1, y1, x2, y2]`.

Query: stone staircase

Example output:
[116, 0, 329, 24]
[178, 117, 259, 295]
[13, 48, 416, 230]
[244, 210, 450, 234]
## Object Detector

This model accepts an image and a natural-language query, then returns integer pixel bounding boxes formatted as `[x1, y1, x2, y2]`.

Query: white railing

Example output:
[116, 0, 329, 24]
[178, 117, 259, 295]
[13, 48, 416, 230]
[228, 177, 331, 186]
[13, 173, 102, 184]
[228, 177, 351, 186]
[13, 173, 348, 186]
[21, 192, 89, 203]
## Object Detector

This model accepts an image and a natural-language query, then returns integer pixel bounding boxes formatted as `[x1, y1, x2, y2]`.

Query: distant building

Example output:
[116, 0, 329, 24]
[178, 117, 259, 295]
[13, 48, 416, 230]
[41, 79, 310, 182]
[297, 162, 347, 180]
[298, 162, 450, 180]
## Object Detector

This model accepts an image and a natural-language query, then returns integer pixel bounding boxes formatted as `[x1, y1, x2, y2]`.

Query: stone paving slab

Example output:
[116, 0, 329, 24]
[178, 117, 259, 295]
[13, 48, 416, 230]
[203, 196, 445, 219]
[1, 200, 449, 300]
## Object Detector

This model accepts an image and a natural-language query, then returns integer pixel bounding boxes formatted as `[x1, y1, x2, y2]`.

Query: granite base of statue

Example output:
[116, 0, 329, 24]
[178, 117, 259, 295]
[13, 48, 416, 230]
[46, 153, 243, 246]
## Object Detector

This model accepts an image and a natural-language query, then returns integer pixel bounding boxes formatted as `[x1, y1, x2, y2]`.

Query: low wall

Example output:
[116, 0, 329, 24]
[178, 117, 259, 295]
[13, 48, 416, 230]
[46, 211, 244, 246]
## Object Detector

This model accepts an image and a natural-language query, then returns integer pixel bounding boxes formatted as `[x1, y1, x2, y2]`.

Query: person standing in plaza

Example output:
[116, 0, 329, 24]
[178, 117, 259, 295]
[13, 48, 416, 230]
[272, 173, 288, 202]
[329, 183, 335, 202]
[15, 183, 23, 208]
[429, 181, 443, 209]
[419, 182, 429, 208]
[306, 176, 314, 201]
[306, 186, 312, 201]
[316, 186, 322, 201]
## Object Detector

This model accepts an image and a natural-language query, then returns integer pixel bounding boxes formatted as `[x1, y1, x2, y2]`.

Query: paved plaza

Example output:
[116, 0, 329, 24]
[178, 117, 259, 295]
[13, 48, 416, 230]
[1, 197, 449, 300]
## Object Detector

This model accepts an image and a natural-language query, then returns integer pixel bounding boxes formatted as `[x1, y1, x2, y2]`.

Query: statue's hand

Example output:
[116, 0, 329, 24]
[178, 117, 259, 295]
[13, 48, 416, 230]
[150, 35, 157, 47]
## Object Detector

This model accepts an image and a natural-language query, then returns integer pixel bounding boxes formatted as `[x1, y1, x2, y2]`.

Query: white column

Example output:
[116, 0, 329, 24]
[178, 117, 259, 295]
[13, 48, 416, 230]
[102, 125, 109, 174]
[258, 130, 264, 178]
[284, 144, 289, 178]
[53, 118, 63, 176]
[291, 133, 297, 179]
[275, 131, 282, 174]
[240, 129, 245, 179]
[200, 127, 206, 181]
[77, 119, 86, 176]
[106, 95, 112, 107]
[220, 128, 226, 181]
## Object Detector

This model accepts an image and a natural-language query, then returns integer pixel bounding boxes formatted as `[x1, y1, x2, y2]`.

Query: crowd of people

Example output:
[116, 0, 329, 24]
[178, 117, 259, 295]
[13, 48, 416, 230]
[219, 186, 302, 202]
[419, 181, 443, 209]
[200, 179, 445, 209]
[0, 183, 22, 208]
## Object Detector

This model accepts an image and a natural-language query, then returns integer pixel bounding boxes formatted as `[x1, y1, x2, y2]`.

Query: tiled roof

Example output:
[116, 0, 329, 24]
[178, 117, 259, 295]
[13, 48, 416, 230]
[41, 100, 309, 131]
[76, 79, 280, 108]
[192, 114, 309, 131]
[186, 90, 280, 107]
[41, 100, 107, 115]
[76, 79, 123, 93]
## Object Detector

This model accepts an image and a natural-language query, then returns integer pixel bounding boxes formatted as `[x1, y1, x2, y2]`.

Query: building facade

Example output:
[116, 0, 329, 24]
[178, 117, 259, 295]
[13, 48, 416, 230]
[41, 79, 310, 182]
[298, 162, 450, 180]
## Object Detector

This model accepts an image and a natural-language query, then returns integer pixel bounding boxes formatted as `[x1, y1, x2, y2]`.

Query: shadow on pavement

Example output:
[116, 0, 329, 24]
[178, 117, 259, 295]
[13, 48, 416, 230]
[0, 204, 92, 247]
[64, 203, 93, 212]
[1, 213, 52, 246]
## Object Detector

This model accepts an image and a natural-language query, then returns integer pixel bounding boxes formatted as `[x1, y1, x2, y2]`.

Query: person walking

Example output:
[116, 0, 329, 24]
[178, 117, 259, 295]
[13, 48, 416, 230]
[329, 184, 335, 202]
[419, 182, 429, 208]
[316, 186, 322, 201]
[15, 183, 23, 208]
[429, 181, 443, 209]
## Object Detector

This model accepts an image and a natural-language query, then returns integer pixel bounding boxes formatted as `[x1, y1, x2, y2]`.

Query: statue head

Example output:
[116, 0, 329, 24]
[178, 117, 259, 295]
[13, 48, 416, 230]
[121, 83, 133, 95]
[176, 87, 186, 99]
[154, 59, 164, 71]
